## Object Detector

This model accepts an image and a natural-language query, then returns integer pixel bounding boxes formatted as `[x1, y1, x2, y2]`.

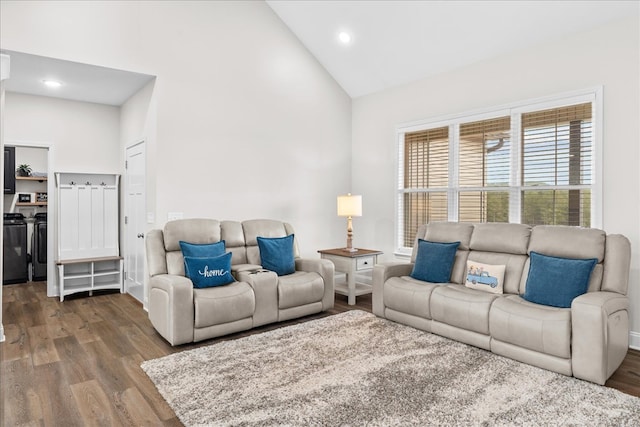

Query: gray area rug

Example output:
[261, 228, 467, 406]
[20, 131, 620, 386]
[141, 310, 640, 426]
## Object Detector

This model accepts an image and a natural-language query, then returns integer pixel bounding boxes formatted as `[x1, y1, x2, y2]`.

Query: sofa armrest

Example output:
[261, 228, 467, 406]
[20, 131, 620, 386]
[296, 258, 335, 310]
[571, 291, 629, 385]
[148, 274, 195, 346]
[372, 262, 414, 317]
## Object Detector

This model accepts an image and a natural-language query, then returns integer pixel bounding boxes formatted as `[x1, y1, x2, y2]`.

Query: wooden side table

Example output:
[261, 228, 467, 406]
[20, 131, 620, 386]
[318, 248, 383, 305]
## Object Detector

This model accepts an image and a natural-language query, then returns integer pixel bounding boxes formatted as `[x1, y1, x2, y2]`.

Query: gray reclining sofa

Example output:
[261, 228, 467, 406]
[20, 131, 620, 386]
[373, 222, 631, 385]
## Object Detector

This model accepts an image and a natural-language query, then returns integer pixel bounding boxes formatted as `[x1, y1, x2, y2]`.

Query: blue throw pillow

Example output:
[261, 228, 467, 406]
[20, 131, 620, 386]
[184, 252, 235, 288]
[410, 239, 460, 283]
[523, 251, 597, 308]
[179, 240, 225, 258]
[256, 234, 295, 276]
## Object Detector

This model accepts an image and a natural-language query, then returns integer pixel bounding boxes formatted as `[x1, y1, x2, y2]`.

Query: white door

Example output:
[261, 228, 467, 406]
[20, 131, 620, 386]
[125, 142, 146, 304]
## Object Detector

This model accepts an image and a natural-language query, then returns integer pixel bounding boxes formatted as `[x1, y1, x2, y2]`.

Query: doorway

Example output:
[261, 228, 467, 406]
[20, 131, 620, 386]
[2, 141, 56, 296]
[124, 141, 146, 305]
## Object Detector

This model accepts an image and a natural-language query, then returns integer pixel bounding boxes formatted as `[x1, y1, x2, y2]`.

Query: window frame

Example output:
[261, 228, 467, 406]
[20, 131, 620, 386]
[395, 87, 603, 257]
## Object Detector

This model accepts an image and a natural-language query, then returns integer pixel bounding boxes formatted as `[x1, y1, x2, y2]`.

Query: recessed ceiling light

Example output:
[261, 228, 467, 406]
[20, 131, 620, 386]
[42, 79, 62, 88]
[338, 32, 351, 44]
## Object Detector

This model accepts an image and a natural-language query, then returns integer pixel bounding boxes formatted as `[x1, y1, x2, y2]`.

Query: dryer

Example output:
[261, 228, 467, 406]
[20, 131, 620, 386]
[3, 213, 28, 285]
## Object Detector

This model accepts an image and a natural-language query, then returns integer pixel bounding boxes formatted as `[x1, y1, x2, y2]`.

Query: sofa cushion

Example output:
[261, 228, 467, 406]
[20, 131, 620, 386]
[465, 261, 505, 294]
[221, 220, 248, 265]
[467, 251, 527, 295]
[193, 281, 255, 328]
[490, 295, 571, 359]
[164, 219, 221, 251]
[243, 220, 299, 265]
[221, 220, 246, 247]
[519, 258, 603, 295]
[411, 222, 473, 284]
[184, 253, 235, 288]
[179, 240, 225, 258]
[243, 219, 289, 245]
[528, 225, 605, 262]
[278, 271, 324, 309]
[523, 251, 597, 308]
[424, 222, 474, 251]
[411, 239, 460, 283]
[163, 219, 223, 275]
[384, 276, 441, 319]
[470, 223, 531, 255]
[257, 234, 296, 276]
[450, 250, 471, 285]
[431, 285, 499, 335]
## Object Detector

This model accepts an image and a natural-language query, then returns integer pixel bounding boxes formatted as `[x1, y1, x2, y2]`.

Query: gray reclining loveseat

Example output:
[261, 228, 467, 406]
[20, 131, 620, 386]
[146, 218, 334, 345]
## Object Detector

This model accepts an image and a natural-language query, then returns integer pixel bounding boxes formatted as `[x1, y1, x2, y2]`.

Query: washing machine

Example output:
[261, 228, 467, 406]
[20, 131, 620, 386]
[3, 213, 29, 285]
[32, 212, 47, 281]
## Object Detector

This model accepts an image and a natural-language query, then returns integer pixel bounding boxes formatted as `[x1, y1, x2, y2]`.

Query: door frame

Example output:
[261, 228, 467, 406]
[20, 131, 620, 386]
[124, 139, 147, 307]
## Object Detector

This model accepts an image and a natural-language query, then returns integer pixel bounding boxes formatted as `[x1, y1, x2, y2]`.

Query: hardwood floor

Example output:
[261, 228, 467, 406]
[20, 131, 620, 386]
[1, 282, 638, 426]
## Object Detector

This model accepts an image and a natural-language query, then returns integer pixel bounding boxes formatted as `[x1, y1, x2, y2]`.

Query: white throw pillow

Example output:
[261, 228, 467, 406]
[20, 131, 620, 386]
[465, 261, 505, 294]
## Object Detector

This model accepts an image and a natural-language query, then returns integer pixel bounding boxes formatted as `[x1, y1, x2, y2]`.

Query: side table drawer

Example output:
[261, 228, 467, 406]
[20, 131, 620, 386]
[356, 256, 375, 271]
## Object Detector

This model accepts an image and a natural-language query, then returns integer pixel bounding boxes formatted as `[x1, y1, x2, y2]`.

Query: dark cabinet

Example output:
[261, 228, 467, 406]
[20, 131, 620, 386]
[4, 146, 16, 194]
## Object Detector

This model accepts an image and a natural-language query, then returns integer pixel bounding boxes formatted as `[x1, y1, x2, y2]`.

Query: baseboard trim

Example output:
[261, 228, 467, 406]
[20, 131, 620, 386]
[629, 331, 640, 350]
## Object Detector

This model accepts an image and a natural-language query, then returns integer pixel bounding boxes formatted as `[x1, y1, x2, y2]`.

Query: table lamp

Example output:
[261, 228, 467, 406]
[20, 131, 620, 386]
[337, 193, 362, 252]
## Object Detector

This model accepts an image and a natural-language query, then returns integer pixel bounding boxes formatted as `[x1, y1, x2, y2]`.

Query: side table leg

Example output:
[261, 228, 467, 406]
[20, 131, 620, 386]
[347, 271, 355, 305]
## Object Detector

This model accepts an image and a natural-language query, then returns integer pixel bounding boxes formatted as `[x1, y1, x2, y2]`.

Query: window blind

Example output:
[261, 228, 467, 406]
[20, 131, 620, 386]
[397, 93, 597, 253]
[402, 127, 448, 246]
[404, 127, 449, 188]
[521, 103, 592, 227]
[459, 116, 510, 222]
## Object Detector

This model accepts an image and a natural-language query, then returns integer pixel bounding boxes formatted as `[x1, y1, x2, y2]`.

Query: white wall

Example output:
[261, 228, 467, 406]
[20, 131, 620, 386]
[352, 16, 640, 345]
[120, 78, 157, 230]
[0, 1, 352, 260]
[14, 146, 47, 173]
[140, 1, 352, 256]
[4, 93, 121, 172]
[120, 79, 156, 154]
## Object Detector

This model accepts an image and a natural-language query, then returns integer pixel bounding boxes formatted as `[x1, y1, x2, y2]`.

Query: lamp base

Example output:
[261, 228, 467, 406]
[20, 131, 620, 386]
[344, 217, 358, 253]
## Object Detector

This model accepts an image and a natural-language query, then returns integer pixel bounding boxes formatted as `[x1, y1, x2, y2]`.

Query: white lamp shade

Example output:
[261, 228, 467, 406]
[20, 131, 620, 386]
[337, 194, 362, 217]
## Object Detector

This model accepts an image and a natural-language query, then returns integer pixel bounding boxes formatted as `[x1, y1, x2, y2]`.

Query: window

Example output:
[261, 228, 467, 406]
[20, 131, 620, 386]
[521, 103, 592, 227]
[397, 90, 600, 254]
[458, 116, 511, 223]
[401, 127, 449, 247]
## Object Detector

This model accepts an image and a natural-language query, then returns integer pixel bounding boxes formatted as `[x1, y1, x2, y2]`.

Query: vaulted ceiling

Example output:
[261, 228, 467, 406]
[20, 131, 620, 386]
[266, 0, 639, 98]
[2, 1, 637, 104]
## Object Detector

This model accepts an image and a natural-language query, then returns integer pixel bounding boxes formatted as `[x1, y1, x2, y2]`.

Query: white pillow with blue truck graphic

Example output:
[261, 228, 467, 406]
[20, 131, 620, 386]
[465, 261, 505, 294]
